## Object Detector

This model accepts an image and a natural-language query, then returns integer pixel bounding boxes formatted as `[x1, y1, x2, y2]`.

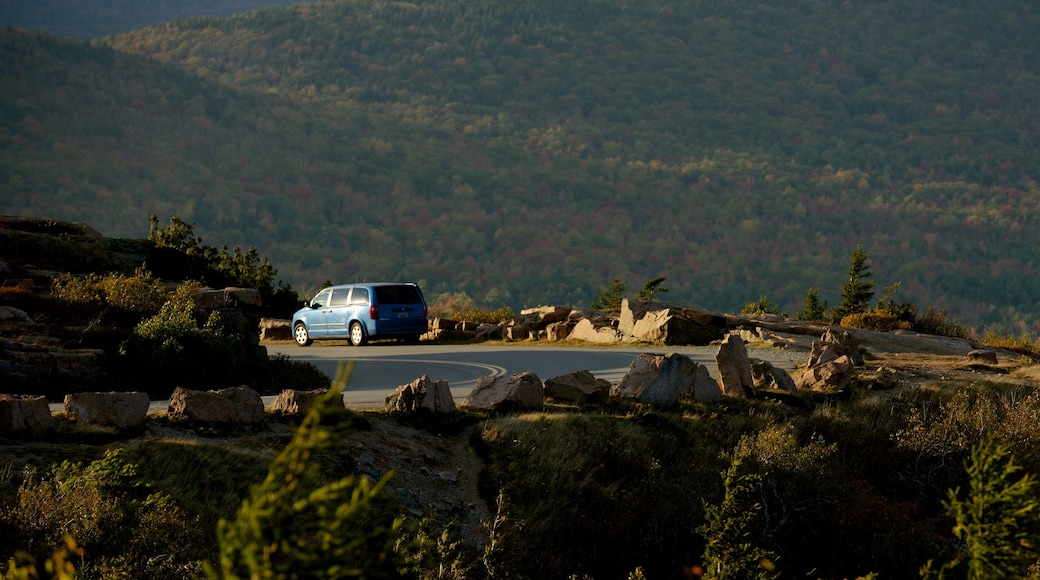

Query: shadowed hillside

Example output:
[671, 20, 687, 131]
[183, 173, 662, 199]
[2, 0, 1039, 335]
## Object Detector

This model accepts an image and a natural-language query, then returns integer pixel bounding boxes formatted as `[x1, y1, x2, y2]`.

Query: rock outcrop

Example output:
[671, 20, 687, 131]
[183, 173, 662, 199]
[543, 369, 611, 404]
[750, 359, 797, 392]
[259, 318, 293, 342]
[270, 388, 340, 415]
[619, 299, 727, 345]
[385, 375, 457, 414]
[796, 331, 861, 392]
[715, 334, 755, 398]
[0, 394, 52, 436]
[63, 391, 150, 428]
[168, 385, 265, 423]
[613, 352, 721, 405]
[461, 372, 544, 411]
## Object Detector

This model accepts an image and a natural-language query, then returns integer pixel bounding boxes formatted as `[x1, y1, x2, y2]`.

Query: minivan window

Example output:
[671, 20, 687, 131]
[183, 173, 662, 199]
[311, 288, 332, 308]
[329, 288, 350, 307]
[349, 287, 370, 305]
[375, 285, 422, 304]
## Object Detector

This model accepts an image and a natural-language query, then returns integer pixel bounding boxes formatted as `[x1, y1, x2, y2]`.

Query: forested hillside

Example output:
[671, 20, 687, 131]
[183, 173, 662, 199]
[3, 0, 1040, 334]
[0, 0, 311, 40]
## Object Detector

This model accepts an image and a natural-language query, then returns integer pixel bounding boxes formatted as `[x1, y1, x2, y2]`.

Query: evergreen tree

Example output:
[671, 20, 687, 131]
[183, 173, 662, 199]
[796, 288, 829, 322]
[637, 276, 669, 302]
[592, 278, 626, 311]
[833, 245, 874, 321]
[921, 438, 1040, 580]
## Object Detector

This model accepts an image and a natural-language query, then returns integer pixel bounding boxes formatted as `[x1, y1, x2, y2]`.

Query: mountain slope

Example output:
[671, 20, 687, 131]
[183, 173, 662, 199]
[0, 0, 313, 40]
[2, 0, 1040, 333]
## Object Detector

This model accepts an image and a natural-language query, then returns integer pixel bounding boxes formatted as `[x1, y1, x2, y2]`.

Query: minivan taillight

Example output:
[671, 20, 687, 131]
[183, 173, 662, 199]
[370, 305, 379, 320]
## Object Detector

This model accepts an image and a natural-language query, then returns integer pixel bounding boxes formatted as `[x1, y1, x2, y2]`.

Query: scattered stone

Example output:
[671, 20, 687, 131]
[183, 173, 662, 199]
[518, 305, 573, 327]
[715, 334, 755, 398]
[0, 306, 32, 322]
[543, 369, 611, 404]
[461, 372, 543, 411]
[966, 350, 999, 365]
[545, 321, 576, 341]
[505, 325, 531, 341]
[0, 394, 52, 436]
[613, 352, 720, 405]
[750, 359, 797, 392]
[259, 318, 292, 342]
[385, 375, 456, 414]
[620, 299, 727, 345]
[568, 318, 623, 343]
[797, 354, 855, 391]
[63, 391, 150, 428]
[271, 388, 338, 415]
[168, 385, 265, 423]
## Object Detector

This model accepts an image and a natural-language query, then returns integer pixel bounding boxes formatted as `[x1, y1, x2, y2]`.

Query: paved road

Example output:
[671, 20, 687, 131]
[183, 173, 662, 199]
[267, 342, 806, 408]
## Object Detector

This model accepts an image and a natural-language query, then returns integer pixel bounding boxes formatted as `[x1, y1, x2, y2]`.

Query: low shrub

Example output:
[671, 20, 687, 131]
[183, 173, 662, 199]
[840, 311, 914, 332]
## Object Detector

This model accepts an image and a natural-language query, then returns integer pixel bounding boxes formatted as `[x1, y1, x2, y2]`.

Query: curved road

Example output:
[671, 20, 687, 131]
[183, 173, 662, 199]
[267, 342, 806, 408]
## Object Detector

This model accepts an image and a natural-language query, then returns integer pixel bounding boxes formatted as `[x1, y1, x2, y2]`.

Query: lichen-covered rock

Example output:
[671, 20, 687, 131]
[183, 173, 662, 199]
[0, 394, 52, 436]
[385, 375, 456, 414]
[544, 369, 611, 403]
[63, 391, 150, 428]
[168, 385, 265, 423]
[613, 352, 720, 405]
[461, 372, 543, 411]
[715, 334, 754, 398]
[271, 388, 339, 415]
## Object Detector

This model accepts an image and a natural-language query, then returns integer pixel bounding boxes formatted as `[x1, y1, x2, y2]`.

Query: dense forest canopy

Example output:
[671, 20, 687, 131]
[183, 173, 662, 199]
[2, 0, 1039, 334]
[0, 0, 313, 40]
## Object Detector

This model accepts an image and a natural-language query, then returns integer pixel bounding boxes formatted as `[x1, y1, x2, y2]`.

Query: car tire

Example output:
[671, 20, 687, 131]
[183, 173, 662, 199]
[294, 322, 312, 346]
[349, 321, 366, 346]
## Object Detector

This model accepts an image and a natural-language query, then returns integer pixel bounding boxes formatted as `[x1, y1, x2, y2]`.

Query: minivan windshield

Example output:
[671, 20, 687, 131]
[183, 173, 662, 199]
[375, 285, 422, 304]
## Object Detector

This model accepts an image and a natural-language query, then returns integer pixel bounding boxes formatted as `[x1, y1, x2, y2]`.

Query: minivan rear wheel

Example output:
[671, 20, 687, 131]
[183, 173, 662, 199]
[349, 321, 366, 346]
[294, 322, 312, 347]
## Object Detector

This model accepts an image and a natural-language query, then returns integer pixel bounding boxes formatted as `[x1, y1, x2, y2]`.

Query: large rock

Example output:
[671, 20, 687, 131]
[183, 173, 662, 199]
[750, 359, 797, 392]
[517, 306, 573, 327]
[567, 318, 623, 344]
[543, 369, 611, 404]
[613, 352, 720, 405]
[0, 305, 32, 322]
[0, 394, 52, 436]
[715, 334, 755, 398]
[797, 355, 855, 391]
[168, 385, 265, 423]
[63, 392, 150, 428]
[619, 299, 727, 345]
[461, 372, 543, 411]
[545, 321, 576, 341]
[259, 318, 292, 342]
[0, 339, 106, 388]
[385, 375, 456, 414]
[270, 388, 340, 415]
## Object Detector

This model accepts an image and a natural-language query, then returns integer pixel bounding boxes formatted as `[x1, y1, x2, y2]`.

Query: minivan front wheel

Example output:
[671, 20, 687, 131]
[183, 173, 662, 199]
[294, 322, 312, 347]
[349, 321, 366, 346]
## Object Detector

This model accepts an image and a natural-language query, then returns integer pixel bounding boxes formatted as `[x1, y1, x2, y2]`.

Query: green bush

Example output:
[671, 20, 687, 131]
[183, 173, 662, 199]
[1, 449, 208, 579]
[205, 388, 408, 579]
[50, 268, 168, 313]
[118, 281, 256, 395]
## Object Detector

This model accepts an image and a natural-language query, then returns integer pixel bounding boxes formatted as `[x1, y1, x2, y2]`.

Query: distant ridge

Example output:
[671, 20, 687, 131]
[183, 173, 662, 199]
[2, 0, 1039, 335]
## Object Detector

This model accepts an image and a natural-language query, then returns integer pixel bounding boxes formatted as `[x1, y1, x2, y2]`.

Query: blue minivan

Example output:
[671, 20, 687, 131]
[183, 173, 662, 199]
[292, 283, 428, 346]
